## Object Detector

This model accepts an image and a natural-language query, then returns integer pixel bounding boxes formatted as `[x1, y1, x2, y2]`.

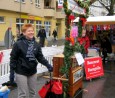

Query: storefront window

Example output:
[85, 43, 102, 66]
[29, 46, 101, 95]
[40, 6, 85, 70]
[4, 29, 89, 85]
[27, 20, 34, 25]
[36, 21, 42, 35]
[44, 21, 51, 37]
[16, 18, 25, 34]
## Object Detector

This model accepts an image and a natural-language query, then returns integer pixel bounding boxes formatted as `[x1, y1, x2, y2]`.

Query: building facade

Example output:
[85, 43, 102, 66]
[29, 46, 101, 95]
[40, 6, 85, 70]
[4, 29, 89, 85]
[0, 0, 65, 45]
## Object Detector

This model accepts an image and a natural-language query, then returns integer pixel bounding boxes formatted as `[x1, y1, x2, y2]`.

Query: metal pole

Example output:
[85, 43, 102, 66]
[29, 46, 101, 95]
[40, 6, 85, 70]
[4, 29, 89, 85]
[20, 0, 22, 34]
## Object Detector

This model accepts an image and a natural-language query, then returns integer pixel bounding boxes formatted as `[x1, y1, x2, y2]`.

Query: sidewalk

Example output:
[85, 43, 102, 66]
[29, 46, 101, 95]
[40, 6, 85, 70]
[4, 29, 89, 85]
[2, 38, 115, 98]
[8, 61, 115, 98]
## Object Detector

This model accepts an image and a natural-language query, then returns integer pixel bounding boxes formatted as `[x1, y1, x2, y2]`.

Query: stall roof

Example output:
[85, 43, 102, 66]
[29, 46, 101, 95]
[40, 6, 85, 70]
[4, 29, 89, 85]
[73, 16, 115, 25]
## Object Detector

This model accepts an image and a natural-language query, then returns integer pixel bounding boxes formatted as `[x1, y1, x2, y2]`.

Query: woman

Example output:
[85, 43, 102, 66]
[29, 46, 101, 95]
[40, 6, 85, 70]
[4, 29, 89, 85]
[10, 24, 53, 98]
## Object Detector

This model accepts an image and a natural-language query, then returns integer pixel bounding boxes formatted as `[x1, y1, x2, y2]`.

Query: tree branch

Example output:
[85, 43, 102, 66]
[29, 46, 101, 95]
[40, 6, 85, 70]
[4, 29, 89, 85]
[98, 0, 110, 12]
[90, 0, 97, 5]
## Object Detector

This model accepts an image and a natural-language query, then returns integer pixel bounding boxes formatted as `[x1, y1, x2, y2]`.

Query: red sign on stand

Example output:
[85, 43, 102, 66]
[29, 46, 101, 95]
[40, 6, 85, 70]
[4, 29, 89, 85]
[84, 57, 104, 80]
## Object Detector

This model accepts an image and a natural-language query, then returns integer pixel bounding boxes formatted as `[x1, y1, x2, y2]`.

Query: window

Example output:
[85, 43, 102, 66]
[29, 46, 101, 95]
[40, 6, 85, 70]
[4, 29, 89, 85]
[27, 20, 34, 25]
[15, 0, 25, 3]
[44, 0, 52, 8]
[44, 21, 51, 37]
[0, 16, 5, 23]
[36, 21, 42, 35]
[35, 0, 40, 7]
[30, 0, 33, 3]
[21, 0, 25, 2]
[14, 0, 20, 2]
[16, 18, 25, 34]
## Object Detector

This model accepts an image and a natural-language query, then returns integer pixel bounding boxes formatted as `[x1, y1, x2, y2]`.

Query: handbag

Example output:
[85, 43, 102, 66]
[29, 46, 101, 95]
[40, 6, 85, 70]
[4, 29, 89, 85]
[51, 80, 63, 94]
[38, 82, 50, 98]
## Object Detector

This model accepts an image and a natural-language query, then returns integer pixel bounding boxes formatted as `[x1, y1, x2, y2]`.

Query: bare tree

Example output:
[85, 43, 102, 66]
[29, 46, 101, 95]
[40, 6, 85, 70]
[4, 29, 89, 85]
[97, 0, 115, 15]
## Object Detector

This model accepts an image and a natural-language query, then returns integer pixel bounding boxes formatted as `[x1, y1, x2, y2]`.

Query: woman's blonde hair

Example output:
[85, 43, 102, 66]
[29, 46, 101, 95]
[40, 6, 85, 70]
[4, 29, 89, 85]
[21, 24, 34, 33]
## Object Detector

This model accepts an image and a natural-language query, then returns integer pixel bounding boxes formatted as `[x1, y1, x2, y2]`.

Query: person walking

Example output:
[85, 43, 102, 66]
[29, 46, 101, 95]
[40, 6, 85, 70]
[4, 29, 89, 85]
[10, 24, 53, 98]
[101, 36, 112, 62]
[52, 29, 57, 41]
[37, 26, 46, 47]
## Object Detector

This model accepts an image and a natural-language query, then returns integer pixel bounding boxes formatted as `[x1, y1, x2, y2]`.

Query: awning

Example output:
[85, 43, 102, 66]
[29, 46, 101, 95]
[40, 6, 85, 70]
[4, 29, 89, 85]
[73, 16, 115, 25]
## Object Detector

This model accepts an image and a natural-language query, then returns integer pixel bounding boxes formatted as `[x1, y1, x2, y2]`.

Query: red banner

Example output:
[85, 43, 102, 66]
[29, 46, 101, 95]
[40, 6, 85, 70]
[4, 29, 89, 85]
[84, 57, 104, 80]
[0, 52, 3, 63]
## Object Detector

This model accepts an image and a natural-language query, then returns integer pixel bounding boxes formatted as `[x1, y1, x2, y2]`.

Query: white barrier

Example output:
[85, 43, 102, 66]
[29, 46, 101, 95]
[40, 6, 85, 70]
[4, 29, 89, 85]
[0, 46, 64, 85]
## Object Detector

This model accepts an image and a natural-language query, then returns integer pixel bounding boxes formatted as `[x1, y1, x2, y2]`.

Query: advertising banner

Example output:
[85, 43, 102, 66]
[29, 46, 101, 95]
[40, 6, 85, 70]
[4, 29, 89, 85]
[58, 0, 63, 8]
[84, 57, 104, 80]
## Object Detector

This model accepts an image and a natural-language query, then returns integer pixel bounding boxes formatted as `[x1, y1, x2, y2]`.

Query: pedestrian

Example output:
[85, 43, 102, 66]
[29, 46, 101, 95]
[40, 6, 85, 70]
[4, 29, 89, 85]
[52, 29, 57, 41]
[78, 28, 90, 58]
[11, 35, 16, 47]
[37, 26, 46, 47]
[100, 36, 112, 62]
[10, 24, 53, 98]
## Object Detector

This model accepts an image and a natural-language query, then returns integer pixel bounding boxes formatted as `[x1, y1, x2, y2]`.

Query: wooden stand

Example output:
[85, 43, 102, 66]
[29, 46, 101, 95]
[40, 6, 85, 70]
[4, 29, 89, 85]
[53, 54, 83, 97]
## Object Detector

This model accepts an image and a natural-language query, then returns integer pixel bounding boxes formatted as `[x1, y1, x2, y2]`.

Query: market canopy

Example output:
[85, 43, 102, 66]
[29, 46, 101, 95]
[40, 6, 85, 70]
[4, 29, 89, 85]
[73, 16, 115, 25]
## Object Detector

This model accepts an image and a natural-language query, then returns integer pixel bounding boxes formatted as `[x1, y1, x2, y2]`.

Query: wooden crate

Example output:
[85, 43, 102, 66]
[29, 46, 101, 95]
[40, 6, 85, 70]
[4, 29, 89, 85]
[53, 54, 83, 97]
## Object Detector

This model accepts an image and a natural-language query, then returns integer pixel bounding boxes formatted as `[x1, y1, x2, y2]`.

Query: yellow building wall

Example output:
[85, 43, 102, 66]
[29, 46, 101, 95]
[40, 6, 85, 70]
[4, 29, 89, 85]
[0, 10, 65, 42]
[56, 19, 65, 39]
[60, 19, 65, 39]
[0, 11, 20, 41]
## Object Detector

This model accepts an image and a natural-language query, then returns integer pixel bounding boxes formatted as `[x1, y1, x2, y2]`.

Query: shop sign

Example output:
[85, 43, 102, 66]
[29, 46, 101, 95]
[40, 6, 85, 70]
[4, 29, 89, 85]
[67, 0, 85, 14]
[84, 57, 104, 80]
[28, 16, 35, 20]
[58, 0, 63, 8]
[21, 15, 42, 20]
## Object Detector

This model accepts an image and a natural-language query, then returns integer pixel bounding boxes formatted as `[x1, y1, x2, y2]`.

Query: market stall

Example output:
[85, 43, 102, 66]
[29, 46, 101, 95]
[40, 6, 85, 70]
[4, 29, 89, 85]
[74, 16, 115, 54]
[74, 16, 115, 24]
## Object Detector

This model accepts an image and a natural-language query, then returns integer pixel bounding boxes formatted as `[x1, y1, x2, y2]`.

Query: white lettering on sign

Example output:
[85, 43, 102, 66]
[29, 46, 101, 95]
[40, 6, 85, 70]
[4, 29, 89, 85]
[87, 60, 99, 65]
[88, 66, 101, 72]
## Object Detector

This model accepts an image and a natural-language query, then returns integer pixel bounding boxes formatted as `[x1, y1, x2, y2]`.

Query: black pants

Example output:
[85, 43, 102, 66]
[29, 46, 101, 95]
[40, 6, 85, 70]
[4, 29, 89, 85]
[39, 37, 45, 47]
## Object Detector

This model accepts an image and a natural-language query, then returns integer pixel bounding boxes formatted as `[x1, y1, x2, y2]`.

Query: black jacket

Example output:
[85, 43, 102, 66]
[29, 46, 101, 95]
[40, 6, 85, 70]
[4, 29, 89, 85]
[37, 29, 46, 38]
[10, 35, 52, 76]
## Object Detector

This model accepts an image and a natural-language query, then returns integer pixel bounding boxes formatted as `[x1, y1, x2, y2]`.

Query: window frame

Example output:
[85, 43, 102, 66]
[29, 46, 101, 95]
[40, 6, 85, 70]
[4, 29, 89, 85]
[44, 21, 51, 37]
[30, 0, 33, 3]
[14, 0, 25, 3]
[27, 20, 35, 25]
[16, 18, 25, 34]
[0, 16, 5, 23]
[35, 0, 40, 8]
